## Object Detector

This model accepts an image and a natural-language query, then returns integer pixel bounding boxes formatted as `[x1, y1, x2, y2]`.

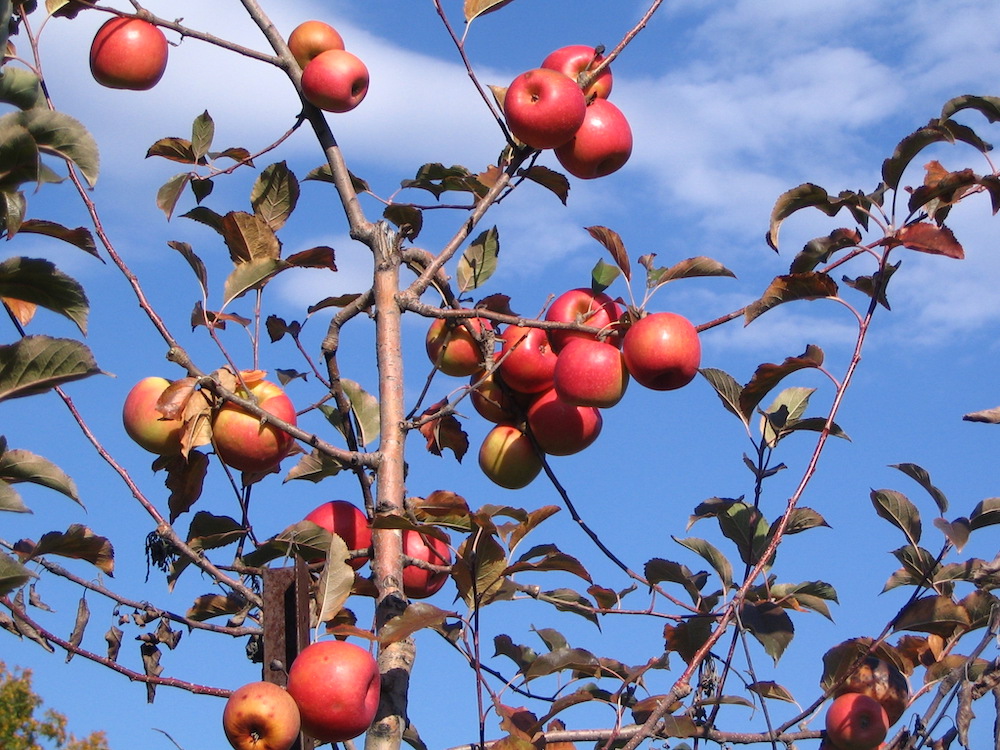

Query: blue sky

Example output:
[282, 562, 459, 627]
[3, 1, 1000, 749]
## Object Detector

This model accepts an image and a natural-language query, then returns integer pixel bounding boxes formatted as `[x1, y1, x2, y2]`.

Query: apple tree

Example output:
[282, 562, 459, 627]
[0, 1, 998, 750]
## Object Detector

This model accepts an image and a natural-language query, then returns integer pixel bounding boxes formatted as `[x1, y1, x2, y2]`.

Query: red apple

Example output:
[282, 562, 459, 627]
[426, 313, 492, 377]
[825, 692, 889, 750]
[212, 377, 297, 474]
[554, 338, 629, 408]
[544, 287, 623, 352]
[478, 424, 542, 489]
[286, 640, 380, 743]
[287, 20, 344, 69]
[554, 98, 633, 179]
[833, 656, 910, 727]
[541, 44, 613, 99]
[527, 388, 603, 456]
[301, 49, 369, 113]
[401, 529, 451, 599]
[622, 312, 701, 391]
[222, 681, 301, 750]
[304, 500, 372, 569]
[469, 372, 529, 424]
[89, 17, 168, 91]
[498, 325, 558, 394]
[122, 376, 184, 455]
[503, 68, 588, 150]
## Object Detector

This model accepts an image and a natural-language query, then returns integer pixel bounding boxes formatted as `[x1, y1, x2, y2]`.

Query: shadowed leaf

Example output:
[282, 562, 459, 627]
[891, 463, 949, 514]
[251, 161, 299, 231]
[969, 497, 1000, 530]
[221, 211, 281, 264]
[745, 273, 838, 324]
[892, 595, 971, 637]
[0, 335, 102, 402]
[871, 489, 922, 548]
[585, 225, 629, 282]
[0, 551, 34, 596]
[647, 256, 736, 289]
[380, 603, 457, 645]
[18, 220, 98, 257]
[700, 368, 749, 426]
[146, 137, 197, 164]
[459, 226, 499, 292]
[505, 544, 591, 583]
[673, 536, 733, 592]
[519, 165, 569, 204]
[740, 601, 794, 663]
[0, 257, 89, 334]
[24, 524, 114, 575]
[191, 110, 215, 163]
[156, 173, 190, 220]
[0, 445, 81, 505]
[0, 67, 46, 110]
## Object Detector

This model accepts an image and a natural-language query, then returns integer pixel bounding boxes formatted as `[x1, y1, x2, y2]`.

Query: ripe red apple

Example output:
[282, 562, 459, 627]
[89, 17, 168, 91]
[503, 68, 588, 150]
[478, 424, 542, 489]
[833, 656, 910, 727]
[222, 681, 301, 750]
[554, 338, 629, 408]
[554, 98, 633, 179]
[287, 20, 344, 69]
[301, 49, 369, 113]
[622, 312, 702, 391]
[498, 325, 558, 394]
[401, 529, 451, 599]
[540, 44, 613, 99]
[212, 378, 297, 474]
[545, 287, 623, 352]
[286, 640, 380, 743]
[469, 371, 530, 424]
[122, 376, 184, 455]
[303, 500, 372, 569]
[527, 388, 603, 456]
[425, 313, 492, 377]
[825, 692, 889, 750]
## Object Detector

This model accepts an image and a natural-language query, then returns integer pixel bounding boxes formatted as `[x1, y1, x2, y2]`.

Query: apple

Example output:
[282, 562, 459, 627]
[833, 656, 910, 727]
[541, 44, 613, 99]
[554, 338, 629, 408]
[478, 424, 542, 489]
[89, 17, 168, 91]
[287, 20, 344, 69]
[554, 98, 633, 179]
[825, 692, 889, 750]
[503, 68, 588, 150]
[544, 287, 623, 352]
[468, 371, 529, 424]
[212, 378, 297, 474]
[498, 325, 558, 394]
[425, 313, 492, 378]
[303, 500, 372, 569]
[222, 681, 301, 750]
[526, 388, 603, 456]
[301, 49, 369, 113]
[122, 376, 184, 455]
[622, 312, 701, 391]
[401, 529, 451, 599]
[286, 640, 380, 743]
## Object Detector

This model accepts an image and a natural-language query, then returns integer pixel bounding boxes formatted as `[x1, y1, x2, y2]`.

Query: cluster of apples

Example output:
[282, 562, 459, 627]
[89, 16, 169, 90]
[426, 288, 701, 489]
[121, 372, 297, 474]
[288, 20, 369, 113]
[503, 45, 633, 179]
[223, 639, 380, 750]
[823, 656, 910, 750]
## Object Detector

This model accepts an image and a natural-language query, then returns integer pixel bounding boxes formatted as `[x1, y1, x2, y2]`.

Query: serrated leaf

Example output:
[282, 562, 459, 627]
[458, 226, 499, 292]
[181, 205, 225, 233]
[0, 335, 103, 402]
[871, 489, 922, 548]
[454, 530, 507, 607]
[0, 480, 29, 513]
[221, 211, 282, 264]
[673, 536, 733, 592]
[767, 183, 843, 251]
[896, 222, 964, 259]
[518, 165, 569, 204]
[745, 273, 838, 324]
[251, 161, 299, 231]
[0, 446, 81, 505]
[0, 109, 99, 187]
[891, 463, 949, 514]
[0, 257, 89, 334]
[718, 502, 770, 567]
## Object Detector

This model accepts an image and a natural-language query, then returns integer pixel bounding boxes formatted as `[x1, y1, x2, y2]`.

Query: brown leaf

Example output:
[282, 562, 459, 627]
[585, 225, 630, 281]
[418, 402, 469, 461]
[897, 222, 965, 259]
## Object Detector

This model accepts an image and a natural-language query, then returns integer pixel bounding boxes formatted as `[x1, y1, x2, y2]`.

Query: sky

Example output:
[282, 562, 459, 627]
[3, 1, 1000, 749]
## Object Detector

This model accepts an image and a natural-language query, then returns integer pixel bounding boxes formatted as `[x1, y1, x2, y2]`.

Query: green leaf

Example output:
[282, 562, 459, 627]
[454, 530, 507, 607]
[383, 204, 423, 239]
[0, 190, 26, 236]
[673, 536, 733, 592]
[0, 479, 29, 513]
[0, 257, 90, 334]
[699, 368, 749, 427]
[0, 67, 46, 111]
[0, 445, 81, 505]
[464, 0, 517, 23]
[718, 501, 770, 567]
[523, 646, 600, 680]
[0, 335, 103, 402]
[340, 378, 380, 447]
[891, 462, 949, 514]
[590, 259, 621, 292]
[739, 601, 794, 664]
[221, 211, 281, 263]
[458, 226, 499, 292]
[891, 594, 970, 637]
[744, 273, 839, 324]
[156, 173, 191, 220]
[504, 544, 592, 583]
[222, 258, 285, 306]
[284, 449, 346, 483]
[647, 256, 737, 289]
[315, 535, 353, 623]
[251, 161, 299, 232]
[191, 110, 215, 163]
[871, 489, 922, 548]
[0, 119, 41, 189]
[0, 551, 34, 597]
[747, 681, 796, 703]
[539, 588, 599, 626]
[379, 603, 456, 645]
[3, 109, 100, 187]
[759, 386, 813, 448]
[767, 581, 838, 620]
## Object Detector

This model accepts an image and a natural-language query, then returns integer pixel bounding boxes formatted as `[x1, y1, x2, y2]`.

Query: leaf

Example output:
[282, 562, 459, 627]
[739, 601, 794, 664]
[341, 378, 380, 447]
[963, 406, 1000, 424]
[0, 256, 89, 334]
[379, 602, 456, 645]
[647, 256, 737, 289]
[464, 0, 516, 22]
[718, 501, 770, 567]
[454, 531, 508, 607]
[843, 261, 899, 310]
[18, 220, 98, 257]
[700, 368, 749, 427]
[790, 228, 862, 274]
[24, 524, 114, 575]
[767, 183, 843, 251]
[759, 386, 814, 448]
[190, 110, 215, 163]
[0, 120, 41, 190]
[185, 593, 247, 622]
[458, 226, 499, 292]
[882, 120, 989, 193]
[0, 67, 46, 111]
[0, 551, 34, 597]
[969, 497, 1000, 530]
[221, 211, 282, 264]
[766, 581, 838, 620]
[539, 588, 599, 626]
[167, 241, 208, 296]
[222, 258, 285, 306]
[871, 489, 922, 548]
[940, 94, 1000, 123]
[644, 558, 706, 604]
[892, 595, 971, 637]
[65, 596, 89, 661]
[585, 226, 629, 282]
[524, 647, 600, 680]
[383, 204, 423, 239]
[504, 544, 592, 583]
[156, 173, 190, 220]
[744, 273, 839, 324]
[284, 449, 346, 483]
[590, 259, 620, 291]
[673, 536, 733, 592]
[286, 246, 336, 270]
[891, 463, 949, 514]
[145, 138, 197, 164]
[164, 452, 209, 523]
[0, 335, 103, 402]
[896, 222, 964, 259]
[737, 345, 824, 420]
[1, 109, 100, 187]
[0, 479, 29, 513]
[251, 161, 299, 231]
[932, 517, 971, 552]
[518, 165, 569, 204]
[315, 535, 353, 624]
[0, 446, 81, 505]
[747, 681, 796, 703]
